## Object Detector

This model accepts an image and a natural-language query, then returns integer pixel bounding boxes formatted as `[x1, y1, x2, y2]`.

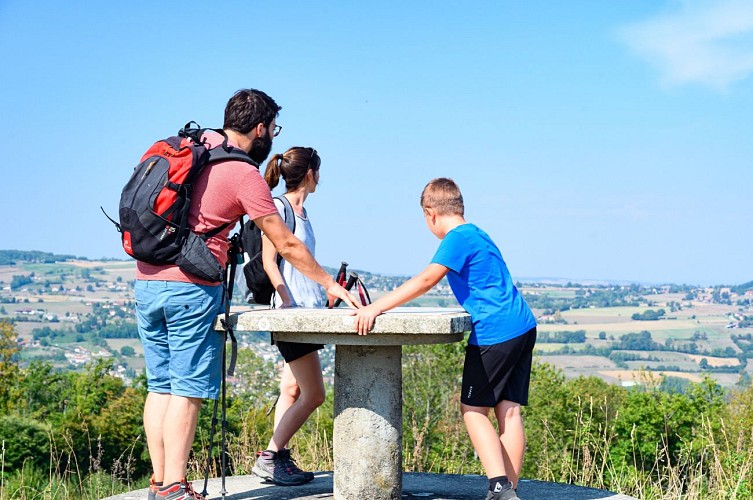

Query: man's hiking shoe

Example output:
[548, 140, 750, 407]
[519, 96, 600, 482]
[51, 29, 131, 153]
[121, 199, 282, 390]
[485, 481, 519, 500]
[155, 479, 205, 500]
[252, 450, 307, 486]
[147, 475, 159, 500]
[278, 448, 315, 483]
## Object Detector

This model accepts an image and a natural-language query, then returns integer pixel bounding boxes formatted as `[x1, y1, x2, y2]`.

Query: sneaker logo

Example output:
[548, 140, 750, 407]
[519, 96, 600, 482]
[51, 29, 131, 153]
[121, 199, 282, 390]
[494, 482, 503, 492]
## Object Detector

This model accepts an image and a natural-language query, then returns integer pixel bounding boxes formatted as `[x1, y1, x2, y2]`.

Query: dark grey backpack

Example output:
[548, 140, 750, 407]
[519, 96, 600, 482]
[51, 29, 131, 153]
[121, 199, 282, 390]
[239, 196, 296, 304]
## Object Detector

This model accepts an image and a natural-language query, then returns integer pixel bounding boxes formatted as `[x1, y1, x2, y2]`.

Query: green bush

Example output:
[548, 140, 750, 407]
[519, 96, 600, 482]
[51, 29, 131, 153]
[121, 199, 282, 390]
[0, 415, 50, 472]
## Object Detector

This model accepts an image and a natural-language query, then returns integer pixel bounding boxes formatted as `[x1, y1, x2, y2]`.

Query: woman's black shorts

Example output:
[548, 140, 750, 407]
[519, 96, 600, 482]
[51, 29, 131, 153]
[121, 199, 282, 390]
[275, 340, 324, 363]
[461, 327, 537, 407]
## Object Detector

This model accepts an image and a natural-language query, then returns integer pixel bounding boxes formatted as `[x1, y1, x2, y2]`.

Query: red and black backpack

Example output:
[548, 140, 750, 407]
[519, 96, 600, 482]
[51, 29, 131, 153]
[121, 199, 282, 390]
[104, 122, 257, 282]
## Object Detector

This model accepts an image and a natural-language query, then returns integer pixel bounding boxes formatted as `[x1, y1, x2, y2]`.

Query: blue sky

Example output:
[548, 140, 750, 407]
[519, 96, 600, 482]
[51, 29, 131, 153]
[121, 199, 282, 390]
[1, 1, 751, 286]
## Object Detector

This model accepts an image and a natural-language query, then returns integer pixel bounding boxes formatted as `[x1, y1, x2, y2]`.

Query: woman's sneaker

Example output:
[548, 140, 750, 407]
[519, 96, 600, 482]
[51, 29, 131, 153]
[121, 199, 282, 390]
[155, 479, 205, 499]
[252, 450, 307, 486]
[277, 448, 315, 483]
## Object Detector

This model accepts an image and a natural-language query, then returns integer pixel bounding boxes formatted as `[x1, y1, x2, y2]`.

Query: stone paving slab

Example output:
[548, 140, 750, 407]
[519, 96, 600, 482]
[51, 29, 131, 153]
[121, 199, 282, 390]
[104, 472, 637, 499]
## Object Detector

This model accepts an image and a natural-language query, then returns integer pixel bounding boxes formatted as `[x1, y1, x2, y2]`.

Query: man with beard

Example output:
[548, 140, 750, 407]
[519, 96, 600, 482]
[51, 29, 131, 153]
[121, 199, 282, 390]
[136, 89, 358, 500]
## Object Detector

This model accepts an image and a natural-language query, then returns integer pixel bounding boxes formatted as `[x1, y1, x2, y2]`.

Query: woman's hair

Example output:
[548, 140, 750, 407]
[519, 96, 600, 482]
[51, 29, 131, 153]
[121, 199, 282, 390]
[420, 177, 464, 216]
[264, 147, 321, 191]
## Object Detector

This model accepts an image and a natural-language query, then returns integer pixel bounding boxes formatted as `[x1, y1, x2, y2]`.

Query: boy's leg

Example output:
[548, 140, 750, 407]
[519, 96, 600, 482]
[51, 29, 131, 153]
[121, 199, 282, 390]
[461, 403, 506, 478]
[268, 351, 325, 451]
[494, 400, 525, 488]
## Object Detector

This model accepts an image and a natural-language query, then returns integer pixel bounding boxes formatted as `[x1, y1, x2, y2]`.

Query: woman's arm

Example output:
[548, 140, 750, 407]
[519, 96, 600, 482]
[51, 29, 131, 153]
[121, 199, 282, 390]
[351, 263, 449, 334]
[261, 232, 294, 307]
[258, 213, 358, 308]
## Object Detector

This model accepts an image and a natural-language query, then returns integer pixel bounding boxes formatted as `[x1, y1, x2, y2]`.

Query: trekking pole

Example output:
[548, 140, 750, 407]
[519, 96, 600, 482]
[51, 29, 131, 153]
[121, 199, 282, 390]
[220, 233, 242, 497]
[333, 272, 358, 307]
[329, 261, 348, 309]
[201, 398, 220, 497]
[336, 261, 348, 286]
[202, 233, 242, 498]
[219, 340, 229, 498]
[355, 274, 372, 305]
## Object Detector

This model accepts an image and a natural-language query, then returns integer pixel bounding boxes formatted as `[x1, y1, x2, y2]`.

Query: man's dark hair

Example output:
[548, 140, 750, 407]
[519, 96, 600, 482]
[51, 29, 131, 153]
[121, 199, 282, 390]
[223, 89, 281, 134]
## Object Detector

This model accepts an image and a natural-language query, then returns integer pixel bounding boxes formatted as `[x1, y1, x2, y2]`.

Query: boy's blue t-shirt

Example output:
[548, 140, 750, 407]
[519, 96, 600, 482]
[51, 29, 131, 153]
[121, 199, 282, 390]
[431, 223, 536, 346]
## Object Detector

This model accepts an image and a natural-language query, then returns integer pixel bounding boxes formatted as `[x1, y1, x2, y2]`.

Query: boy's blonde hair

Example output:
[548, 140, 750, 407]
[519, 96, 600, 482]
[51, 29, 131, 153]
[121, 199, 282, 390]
[420, 177, 464, 216]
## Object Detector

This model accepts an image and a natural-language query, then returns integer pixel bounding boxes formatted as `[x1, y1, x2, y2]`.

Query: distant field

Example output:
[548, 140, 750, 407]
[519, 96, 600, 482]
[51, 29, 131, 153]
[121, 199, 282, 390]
[533, 291, 752, 388]
[595, 369, 741, 387]
[105, 338, 143, 355]
[600, 369, 704, 383]
[686, 353, 740, 367]
[4, 260, 752, 388]
[536, 354, 616, 371]
[532, 289, 577, 299]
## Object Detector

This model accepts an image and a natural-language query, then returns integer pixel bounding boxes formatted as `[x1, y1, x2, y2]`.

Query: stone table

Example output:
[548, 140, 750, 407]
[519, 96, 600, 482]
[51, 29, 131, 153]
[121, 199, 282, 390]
[227, 307, 470, 500]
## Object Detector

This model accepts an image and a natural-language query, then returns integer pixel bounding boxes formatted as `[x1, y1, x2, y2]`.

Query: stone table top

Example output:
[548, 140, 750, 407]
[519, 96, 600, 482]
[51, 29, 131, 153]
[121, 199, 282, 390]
[219, 307, 471, 346]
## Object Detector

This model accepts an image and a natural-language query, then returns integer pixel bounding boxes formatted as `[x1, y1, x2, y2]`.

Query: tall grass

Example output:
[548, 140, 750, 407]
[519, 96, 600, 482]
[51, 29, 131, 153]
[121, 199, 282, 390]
[3, 369, 753, 499]
[0, 432, 140, 500]
[2, 403, 752, 499]
[524, 397, 753, 499]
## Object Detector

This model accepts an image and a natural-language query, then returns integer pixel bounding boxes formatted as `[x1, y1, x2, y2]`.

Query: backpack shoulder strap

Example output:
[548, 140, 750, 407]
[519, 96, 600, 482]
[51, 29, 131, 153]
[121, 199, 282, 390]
[205, 129, 260, 168]
[206, 145, 259, 167]
[274, 196, 297, 234]
[179, 124, 259, 168]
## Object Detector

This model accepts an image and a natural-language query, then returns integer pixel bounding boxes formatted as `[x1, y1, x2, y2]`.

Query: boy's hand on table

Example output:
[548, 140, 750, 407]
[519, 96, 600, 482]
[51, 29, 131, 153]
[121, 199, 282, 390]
[351, 304, 383, 335]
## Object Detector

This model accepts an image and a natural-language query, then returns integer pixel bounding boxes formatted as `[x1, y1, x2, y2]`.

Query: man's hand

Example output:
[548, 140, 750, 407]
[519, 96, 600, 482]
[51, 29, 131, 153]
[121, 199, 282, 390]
[350, 304, 383, 335]
[326, 282, 360, 309]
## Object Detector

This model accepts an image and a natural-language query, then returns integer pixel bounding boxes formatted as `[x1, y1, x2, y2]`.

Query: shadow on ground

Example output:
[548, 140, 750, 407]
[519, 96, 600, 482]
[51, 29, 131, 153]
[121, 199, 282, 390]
[105, 472, 637, 499]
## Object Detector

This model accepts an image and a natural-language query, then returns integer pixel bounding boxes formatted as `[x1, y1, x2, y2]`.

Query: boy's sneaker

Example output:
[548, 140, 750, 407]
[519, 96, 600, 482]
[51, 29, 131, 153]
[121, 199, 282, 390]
[155, 479, 205, 500]
[485, 480, 519, 500]
[147, 475, 159, 500]
[277, 448, 315, 483]
[252, 450, 307, 486]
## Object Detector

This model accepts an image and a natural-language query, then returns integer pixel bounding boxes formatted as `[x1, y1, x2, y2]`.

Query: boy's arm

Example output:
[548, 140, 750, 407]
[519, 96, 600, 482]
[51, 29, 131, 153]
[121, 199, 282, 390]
[351, 263, 449, 335]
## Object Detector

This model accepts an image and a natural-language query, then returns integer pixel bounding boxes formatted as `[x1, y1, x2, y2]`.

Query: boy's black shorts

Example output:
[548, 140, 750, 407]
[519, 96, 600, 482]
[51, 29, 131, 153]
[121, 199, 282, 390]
[275, 340, 324, 363]
[461, 327, 537, 407]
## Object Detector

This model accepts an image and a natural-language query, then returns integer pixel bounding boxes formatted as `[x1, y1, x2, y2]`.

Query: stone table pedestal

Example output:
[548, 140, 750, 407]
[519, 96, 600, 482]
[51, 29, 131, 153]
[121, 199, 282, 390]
[229, 307, 470, 500]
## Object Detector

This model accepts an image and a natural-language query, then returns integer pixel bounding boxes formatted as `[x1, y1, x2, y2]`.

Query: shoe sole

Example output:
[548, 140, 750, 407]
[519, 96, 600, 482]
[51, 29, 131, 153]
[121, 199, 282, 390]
[252, 464, 273, 482]
[252, 464, 306, 486]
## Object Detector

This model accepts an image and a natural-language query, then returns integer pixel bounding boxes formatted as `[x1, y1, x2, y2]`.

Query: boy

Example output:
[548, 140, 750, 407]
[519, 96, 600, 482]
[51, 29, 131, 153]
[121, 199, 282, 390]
[352, 178, 537, 500]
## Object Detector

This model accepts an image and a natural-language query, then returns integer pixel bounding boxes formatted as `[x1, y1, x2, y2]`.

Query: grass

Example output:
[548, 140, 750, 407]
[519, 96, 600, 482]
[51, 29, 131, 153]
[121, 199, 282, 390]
[0, 432, 142, 500]
[3, 390, 753, 499]
[5, 405, 753, 500]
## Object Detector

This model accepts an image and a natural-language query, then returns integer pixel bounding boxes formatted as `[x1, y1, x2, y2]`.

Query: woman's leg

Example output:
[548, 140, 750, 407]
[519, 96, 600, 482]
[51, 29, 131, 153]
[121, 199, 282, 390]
[267, 351, 325, 451]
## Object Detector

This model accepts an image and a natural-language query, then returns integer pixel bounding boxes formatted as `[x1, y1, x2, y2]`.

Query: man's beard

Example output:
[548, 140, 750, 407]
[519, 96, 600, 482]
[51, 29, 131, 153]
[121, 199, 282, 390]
[249, 134, 273, 164]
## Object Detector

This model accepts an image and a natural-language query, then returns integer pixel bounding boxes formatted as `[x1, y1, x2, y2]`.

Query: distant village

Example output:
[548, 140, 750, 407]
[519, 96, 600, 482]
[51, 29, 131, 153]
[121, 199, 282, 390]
[1, 251, 752, 387]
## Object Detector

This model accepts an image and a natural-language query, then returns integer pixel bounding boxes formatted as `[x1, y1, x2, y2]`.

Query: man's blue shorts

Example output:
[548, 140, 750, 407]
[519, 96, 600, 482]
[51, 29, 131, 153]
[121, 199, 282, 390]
[135, 280, 225, 399]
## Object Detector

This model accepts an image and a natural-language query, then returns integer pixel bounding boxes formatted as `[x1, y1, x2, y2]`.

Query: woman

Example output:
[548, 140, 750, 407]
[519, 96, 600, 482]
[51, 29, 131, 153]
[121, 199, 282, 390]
[252, 147, 325, 487]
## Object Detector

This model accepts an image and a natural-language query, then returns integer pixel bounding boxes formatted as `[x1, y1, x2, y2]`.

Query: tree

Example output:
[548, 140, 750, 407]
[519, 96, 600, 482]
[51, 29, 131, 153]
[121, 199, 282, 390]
[0, 319, 20, 411]
[10, 275, 32, 290]
[0, 415, 50, 472]
[120, 345, 135, 357]
[400, 339, 476, 473]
